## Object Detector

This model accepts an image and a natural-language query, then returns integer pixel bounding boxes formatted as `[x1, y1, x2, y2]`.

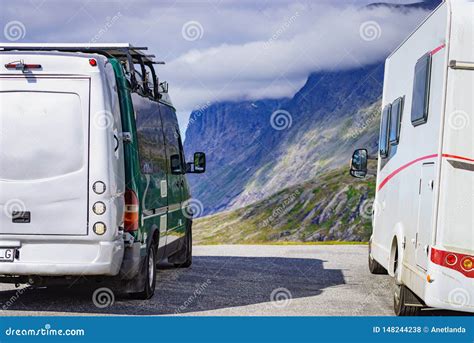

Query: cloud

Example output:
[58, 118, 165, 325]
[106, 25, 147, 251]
[163, 4, 430, 123]
[1, 0, 430, 129]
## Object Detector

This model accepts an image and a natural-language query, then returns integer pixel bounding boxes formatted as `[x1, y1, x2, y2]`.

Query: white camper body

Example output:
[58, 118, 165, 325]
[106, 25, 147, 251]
[370, 0, 474, 313]
[0, 51, 126, 276]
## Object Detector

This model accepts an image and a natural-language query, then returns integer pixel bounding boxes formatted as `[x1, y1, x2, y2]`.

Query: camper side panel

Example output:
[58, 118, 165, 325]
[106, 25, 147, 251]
[373, 3, 448, 297]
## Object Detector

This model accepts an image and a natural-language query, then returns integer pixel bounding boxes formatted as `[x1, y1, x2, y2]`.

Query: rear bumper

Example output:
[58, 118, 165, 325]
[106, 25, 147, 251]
[0, 239, 124, 276]
[424, 263, 474, 313]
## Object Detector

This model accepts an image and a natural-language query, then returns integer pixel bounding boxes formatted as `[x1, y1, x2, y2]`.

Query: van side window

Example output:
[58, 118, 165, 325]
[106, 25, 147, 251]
[160, 104, 182, 173]
[379, 104, 391, 158]
[132, 93, 167, 174]
[389, 97, 403, 145]
[411, 53, 431, 126]
[176, 129, 186, 170]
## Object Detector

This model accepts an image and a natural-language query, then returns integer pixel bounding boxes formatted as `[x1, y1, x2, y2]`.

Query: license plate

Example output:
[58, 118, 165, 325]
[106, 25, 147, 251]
[0, 248, 15, 262]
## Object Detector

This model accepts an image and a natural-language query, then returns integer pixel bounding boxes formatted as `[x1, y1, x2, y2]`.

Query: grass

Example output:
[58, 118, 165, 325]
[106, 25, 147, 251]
[193, 167, 375, 245]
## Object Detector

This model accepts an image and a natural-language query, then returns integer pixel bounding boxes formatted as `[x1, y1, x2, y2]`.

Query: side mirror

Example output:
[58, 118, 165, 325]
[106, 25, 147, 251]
[350, 149, 368, 178]
[170, 154, 183, 174]
[186, 152, 206, 174]
[194, 152, 206, 173]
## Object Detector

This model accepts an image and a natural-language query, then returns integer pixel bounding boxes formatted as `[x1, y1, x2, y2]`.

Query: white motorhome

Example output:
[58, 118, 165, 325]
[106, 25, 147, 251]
[350, 0, 473, 315]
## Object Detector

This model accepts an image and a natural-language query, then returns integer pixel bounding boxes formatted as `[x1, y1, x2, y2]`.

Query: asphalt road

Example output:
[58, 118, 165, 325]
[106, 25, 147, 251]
[0, 245, 465, 316]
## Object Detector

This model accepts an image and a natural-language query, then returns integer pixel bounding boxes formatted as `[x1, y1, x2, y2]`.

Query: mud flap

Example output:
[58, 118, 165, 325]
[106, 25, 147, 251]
[168, 220, 191, 264]
[118, 242, 142, 280]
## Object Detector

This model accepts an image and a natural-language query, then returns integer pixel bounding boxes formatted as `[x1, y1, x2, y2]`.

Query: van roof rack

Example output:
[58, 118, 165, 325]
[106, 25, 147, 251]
[0, 43, 165, 65]
[0, 43, 167, 100]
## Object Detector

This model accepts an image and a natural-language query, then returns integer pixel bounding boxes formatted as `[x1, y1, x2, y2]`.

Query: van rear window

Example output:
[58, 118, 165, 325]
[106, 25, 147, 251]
[0, 92, 84, 180]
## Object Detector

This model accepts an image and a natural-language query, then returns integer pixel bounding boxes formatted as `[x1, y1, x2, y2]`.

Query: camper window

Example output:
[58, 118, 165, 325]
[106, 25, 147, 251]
[411, 53, 431, 126]
[389, 97, 403, 145]
[379, 104, 391, 158]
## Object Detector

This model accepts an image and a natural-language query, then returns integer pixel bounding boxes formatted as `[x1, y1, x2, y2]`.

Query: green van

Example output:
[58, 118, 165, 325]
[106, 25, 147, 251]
[0, 43, 205, 299]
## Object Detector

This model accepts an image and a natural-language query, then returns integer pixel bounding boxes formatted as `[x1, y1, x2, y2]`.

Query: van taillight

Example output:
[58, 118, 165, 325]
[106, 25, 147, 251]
[124, 189, 139, 232]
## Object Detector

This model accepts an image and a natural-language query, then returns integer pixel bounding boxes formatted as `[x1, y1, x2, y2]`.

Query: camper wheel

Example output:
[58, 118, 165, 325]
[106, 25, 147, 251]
[393, 284, 421, 316]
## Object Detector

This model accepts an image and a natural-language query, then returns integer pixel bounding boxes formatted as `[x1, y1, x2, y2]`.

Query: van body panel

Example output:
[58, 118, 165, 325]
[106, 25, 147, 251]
[0, 239, 123, 276]
[110, 59, 191, 262]
[0, 77, 90, 236]
[0, 53, 126, 276]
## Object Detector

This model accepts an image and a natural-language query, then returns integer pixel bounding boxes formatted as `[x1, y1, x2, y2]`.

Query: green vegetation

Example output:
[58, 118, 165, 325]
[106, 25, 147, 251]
[194, 167, 376, 245]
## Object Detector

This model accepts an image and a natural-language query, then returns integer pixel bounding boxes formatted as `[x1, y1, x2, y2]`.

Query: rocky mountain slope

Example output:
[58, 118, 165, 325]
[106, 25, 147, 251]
[184, 1, 441, 245]
[185, 63, 384, 215]
[193, 167, 377, 244]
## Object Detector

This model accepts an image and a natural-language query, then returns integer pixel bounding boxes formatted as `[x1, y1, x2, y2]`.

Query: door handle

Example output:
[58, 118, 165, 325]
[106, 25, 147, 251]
[113, 134, 119, 152]
[428, 180, 434, 190]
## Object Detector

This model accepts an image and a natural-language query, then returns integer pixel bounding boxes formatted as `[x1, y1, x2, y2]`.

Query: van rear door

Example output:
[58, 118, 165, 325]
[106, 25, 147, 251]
[0, 77, 90, 235]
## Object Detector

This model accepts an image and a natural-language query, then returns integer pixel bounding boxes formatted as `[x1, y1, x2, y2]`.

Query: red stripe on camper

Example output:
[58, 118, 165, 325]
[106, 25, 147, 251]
[377, 154, 438, 191]
[378, 154, 474, 191]
[442, 154, 474, 163]
[430, 44, 446, 56]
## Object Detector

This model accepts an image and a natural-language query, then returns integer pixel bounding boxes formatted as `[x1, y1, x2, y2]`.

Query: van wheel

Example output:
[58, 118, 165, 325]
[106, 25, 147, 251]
[130, 241, 157, 300]
[174, 225, 192, 268]
[393, 284, 421, 316]
[368, 242, 387, 274]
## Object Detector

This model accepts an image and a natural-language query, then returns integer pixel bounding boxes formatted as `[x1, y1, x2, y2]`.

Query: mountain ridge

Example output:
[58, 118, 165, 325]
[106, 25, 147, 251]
[184, 0, 441, 217]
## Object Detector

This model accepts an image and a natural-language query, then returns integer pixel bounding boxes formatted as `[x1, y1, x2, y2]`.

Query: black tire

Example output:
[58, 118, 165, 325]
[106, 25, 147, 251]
[174, 225, 192, 268]
[368, 242, 387, 275]
[394, 284, 421, 316]
[130, 241, 157, 300]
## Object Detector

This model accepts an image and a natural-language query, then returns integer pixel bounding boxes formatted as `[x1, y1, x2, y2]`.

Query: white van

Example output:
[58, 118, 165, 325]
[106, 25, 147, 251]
[350, 0, 473, 315]
[0, 44, 205, 299]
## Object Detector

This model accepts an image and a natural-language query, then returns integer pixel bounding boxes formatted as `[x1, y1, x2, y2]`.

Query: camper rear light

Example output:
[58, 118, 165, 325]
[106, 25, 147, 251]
[431, 247, 474, 278]
[124, 189, 139, 232]
[445, 254, 457, 266]
[461, 257, 473, 271]
[89, 58, 97, 67]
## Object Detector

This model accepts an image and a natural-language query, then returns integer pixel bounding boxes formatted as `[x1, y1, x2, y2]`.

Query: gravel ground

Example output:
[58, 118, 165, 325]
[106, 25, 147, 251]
[0, 245, 463, 316]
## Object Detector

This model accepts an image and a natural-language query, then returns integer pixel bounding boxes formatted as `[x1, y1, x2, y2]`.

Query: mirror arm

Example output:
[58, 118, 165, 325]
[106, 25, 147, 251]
[186, 162, 193, 173]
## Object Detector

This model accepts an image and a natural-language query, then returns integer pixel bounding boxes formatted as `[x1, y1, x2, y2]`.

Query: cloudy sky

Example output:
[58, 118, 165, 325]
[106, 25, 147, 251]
[1, 0, 431, 131]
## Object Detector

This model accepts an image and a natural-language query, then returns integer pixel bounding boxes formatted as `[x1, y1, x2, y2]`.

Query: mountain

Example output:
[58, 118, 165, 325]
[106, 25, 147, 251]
[182, 0, 442, 243]
[184, 63, 383, 215]
[193, 167, 376, 244]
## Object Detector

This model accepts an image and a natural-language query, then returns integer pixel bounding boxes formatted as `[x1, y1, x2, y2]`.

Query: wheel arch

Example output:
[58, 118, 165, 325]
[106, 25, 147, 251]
[389, 223, 405, 281]
[148, 224, 160, 250]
